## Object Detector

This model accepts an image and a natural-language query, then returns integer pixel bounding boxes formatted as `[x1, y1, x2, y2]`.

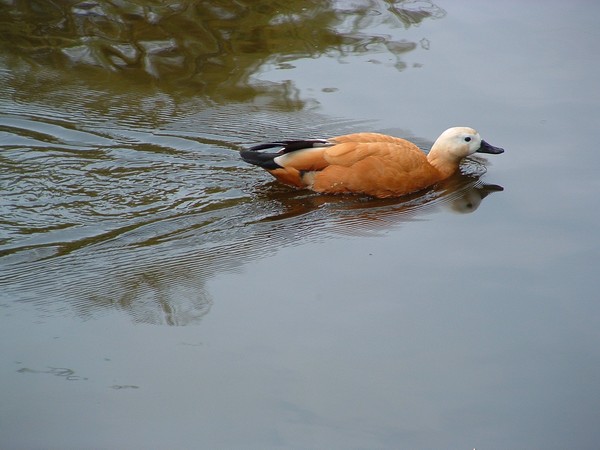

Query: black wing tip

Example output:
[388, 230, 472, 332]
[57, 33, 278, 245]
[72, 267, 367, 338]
[240, 149, 282, 169]
[241, 139, 331, 169]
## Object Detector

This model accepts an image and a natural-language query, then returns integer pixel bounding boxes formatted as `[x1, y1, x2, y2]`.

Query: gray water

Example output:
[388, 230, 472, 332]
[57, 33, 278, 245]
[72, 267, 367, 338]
[1, 1, 599, 448]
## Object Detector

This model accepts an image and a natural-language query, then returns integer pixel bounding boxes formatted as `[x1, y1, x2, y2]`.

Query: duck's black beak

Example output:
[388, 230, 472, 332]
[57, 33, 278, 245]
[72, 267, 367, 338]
[477, 140, 504, 154]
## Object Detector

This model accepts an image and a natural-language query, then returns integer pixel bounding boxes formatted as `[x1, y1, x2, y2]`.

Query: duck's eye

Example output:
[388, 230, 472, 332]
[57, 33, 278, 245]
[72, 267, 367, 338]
[464, 137, 472, 142]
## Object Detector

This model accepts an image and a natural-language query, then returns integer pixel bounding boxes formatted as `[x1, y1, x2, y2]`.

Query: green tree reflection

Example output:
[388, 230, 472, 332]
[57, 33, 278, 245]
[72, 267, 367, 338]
[0, 0, 445, 107]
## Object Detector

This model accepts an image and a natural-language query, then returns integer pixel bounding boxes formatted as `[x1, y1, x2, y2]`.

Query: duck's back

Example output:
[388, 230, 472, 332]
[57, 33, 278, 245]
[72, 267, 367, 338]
[308, 133, 441, 197]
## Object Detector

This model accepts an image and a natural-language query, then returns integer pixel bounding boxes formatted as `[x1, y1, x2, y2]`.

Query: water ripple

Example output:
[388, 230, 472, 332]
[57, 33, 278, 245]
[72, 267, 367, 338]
[1, 156, 501, 326]
[0, 67, 501, 326]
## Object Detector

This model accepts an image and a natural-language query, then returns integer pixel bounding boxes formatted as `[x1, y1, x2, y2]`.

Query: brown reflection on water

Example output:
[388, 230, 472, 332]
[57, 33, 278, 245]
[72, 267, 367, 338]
[0, 0, 445, 104]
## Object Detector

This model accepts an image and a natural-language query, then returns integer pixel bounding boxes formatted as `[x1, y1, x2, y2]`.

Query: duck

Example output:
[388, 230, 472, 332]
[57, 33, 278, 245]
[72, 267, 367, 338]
[240, 127, 504, 198]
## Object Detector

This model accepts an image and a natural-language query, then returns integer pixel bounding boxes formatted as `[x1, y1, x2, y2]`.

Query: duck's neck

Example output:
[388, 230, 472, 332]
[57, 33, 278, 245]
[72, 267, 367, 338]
[427, 146, 461, 179]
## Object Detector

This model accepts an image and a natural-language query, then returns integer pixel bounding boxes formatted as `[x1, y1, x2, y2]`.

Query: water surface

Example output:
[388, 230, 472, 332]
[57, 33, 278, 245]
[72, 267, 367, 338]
[1, 1, 599, 448]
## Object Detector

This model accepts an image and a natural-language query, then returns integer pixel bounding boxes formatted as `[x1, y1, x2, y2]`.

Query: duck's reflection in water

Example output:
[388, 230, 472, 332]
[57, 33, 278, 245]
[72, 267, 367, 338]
[253, 160, 504, 233]
[447, 183, 504, 214]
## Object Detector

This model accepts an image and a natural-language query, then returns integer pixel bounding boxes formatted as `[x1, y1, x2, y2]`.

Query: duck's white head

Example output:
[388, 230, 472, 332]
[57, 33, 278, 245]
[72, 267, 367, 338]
[431, 127, 504, 161]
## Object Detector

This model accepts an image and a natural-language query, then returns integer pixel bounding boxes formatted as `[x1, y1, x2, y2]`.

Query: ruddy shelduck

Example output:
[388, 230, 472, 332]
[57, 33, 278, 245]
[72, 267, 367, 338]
[241, 127, 504, 198]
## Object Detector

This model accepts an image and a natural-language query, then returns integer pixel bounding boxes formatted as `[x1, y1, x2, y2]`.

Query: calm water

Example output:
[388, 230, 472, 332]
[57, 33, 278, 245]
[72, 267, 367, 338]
[1, 1, 599, 448]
